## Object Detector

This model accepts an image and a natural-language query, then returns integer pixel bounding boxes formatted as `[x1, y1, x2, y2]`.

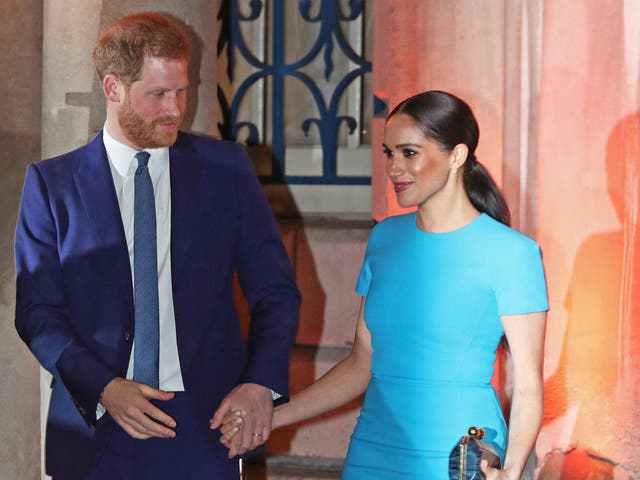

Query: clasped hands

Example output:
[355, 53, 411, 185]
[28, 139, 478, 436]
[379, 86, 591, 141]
[209, 383, 273, 458]
[101, 378, 272, 458]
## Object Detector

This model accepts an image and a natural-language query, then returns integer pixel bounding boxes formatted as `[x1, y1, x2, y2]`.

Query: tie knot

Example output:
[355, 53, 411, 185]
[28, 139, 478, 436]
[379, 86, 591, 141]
[135, 151, 151, 168]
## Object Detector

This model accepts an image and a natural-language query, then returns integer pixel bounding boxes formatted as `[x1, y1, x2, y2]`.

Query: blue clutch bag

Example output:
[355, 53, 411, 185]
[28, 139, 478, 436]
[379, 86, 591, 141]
[449, 426, 501, 480]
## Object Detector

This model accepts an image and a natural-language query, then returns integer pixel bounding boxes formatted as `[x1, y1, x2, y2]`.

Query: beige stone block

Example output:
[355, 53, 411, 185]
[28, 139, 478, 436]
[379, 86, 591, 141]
[2, 0, 44, 479]
[295, 221, 370, 346]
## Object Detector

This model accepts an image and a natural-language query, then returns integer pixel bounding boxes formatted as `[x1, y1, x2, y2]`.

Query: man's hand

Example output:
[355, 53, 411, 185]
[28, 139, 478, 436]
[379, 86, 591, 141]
[210, 383, 273, 458]
[100, 377, 176, 439]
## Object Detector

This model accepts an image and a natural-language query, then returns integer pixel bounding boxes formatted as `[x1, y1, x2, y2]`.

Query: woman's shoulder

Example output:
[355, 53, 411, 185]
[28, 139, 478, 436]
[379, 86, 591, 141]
[362, 212, 416, 250]
[477, 214, 542, 258]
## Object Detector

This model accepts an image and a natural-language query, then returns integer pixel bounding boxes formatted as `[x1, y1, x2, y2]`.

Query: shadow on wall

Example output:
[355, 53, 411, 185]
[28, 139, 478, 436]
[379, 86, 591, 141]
[538, 112, 640, 479]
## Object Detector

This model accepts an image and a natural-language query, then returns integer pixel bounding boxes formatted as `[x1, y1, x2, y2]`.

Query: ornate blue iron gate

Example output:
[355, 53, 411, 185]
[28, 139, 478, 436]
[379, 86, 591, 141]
[218, 0, 372, 185]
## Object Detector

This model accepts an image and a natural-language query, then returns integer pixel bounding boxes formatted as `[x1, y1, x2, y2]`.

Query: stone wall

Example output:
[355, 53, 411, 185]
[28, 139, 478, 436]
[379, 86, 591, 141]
[0, 1, 44, 479]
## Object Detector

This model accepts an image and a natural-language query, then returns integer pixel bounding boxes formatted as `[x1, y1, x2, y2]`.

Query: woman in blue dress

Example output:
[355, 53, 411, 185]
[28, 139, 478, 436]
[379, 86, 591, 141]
[220, 91, 548, 480]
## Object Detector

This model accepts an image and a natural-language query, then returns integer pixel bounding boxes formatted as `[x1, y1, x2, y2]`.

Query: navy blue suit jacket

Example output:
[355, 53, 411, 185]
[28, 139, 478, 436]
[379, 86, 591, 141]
[14, 131, 300, 477]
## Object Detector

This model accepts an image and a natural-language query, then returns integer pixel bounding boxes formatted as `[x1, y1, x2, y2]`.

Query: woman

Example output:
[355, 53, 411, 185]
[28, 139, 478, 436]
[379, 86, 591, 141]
[221, 91, 548, 479]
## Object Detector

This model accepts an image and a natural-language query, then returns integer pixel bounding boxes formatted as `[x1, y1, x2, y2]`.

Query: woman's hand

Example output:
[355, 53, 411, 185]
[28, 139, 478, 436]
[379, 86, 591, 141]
[480, 459, 520, 480]
[219, 409, 244, 447]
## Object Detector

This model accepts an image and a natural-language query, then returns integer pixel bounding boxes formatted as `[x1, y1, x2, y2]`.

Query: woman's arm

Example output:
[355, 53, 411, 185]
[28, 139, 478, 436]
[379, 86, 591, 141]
[482, 311, 546, 480]
[273, 297, 372, 428]
[220, 297, 372, 441]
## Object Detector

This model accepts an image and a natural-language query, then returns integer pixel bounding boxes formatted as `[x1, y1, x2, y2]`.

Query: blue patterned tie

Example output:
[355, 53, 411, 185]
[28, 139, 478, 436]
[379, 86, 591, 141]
[133, 151, 159, 388]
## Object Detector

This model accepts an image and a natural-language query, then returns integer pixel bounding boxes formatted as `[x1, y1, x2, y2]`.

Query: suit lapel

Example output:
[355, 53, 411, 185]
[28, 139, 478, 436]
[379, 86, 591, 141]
[73, 132, 133, 305]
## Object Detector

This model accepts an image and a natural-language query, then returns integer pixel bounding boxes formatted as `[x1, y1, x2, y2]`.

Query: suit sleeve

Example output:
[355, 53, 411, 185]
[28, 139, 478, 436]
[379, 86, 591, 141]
[14, 165, 115, 425]
[232, 145, 300, 402]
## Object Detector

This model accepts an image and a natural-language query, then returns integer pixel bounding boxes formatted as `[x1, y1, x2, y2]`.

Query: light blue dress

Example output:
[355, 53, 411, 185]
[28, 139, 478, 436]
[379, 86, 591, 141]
[342, 212, 548, 479]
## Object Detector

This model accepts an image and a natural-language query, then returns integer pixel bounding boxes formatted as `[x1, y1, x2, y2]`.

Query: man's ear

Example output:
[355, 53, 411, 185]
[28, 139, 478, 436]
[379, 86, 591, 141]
[449, 143, 469, 171]
[102, 74, 124, 103]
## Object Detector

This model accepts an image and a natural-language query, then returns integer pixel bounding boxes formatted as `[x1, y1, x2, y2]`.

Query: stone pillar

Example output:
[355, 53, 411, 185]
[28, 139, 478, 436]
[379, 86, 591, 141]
[0, 1, 44, 479]
[42, 0, 219, 162]
[371, 1, 518, 224]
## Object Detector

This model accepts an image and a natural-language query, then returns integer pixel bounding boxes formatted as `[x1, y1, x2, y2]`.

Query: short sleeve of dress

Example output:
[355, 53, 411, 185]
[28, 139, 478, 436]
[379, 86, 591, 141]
[495, 239, 549, 316]
[355, 225, 379, 297]
[355, 254, 372, 297]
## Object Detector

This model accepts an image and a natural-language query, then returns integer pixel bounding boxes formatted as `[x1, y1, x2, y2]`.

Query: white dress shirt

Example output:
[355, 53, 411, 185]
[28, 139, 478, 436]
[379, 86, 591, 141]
[103, 127, 185, 392]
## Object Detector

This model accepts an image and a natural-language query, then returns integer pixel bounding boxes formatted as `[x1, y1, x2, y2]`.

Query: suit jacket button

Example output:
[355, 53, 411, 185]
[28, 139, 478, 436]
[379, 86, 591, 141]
[124, 331, 131, 341]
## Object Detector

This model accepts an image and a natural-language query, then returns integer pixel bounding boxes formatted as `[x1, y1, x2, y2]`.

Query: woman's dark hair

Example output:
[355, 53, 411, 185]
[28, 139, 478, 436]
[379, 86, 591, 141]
[387, 90, 510, 226]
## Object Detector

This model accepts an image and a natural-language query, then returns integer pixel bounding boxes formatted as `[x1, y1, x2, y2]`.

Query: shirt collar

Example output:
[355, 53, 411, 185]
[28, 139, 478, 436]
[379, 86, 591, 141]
[102, 125, 169, 177]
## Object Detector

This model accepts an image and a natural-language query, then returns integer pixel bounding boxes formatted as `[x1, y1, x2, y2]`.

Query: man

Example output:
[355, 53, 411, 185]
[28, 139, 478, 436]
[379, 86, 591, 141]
[14, 12, 299, 479]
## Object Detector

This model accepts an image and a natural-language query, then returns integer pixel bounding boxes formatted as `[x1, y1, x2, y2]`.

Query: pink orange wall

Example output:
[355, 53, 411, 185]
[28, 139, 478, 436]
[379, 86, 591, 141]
[372, 1, 640, 477]
[372, 1, 508, 221]
[535, 2, 640, 478]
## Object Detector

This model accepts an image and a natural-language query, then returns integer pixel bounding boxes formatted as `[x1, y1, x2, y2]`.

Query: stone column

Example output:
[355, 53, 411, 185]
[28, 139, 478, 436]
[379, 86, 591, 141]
[371, 1, 513, 222]
[0, 0, 44, 479]
[42, 0, 219, 162]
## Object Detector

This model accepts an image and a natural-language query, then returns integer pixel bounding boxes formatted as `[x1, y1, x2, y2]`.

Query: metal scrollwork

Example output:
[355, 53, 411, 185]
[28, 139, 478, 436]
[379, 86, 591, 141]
[218, 0, 371, 185]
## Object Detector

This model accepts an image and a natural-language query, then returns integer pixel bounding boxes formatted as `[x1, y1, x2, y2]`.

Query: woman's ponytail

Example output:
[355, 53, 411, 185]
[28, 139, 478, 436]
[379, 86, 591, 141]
[463, 156, 511, 226]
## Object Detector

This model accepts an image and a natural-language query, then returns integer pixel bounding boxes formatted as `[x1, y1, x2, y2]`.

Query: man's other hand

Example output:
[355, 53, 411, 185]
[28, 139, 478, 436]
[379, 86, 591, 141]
[100, 377, 176, 439]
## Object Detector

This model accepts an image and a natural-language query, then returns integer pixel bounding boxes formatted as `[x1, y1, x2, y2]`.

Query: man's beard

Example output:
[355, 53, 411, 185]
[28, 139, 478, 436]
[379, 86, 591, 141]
[118, 96, 182, 149]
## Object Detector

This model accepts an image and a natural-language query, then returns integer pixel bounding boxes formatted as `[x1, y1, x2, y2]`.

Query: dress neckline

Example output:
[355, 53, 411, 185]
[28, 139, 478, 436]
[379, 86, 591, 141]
[412, 212, 486, 237]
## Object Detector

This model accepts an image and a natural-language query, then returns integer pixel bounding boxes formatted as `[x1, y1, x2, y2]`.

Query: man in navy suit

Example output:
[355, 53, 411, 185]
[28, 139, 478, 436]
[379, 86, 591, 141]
[14, 12, 299, 479]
